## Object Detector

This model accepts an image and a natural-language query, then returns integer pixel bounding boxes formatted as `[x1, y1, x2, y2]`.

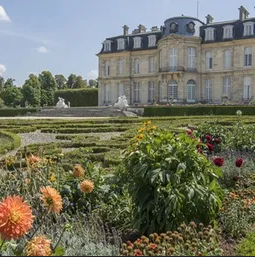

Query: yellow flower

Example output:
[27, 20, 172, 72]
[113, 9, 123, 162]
[151, 126, 157, 130]
[138, 128, 145, 133]
[136, 134, 144, 141]
[147, 120, 152, 125]
[49, 174, 56, 182]
[25, 235, 52, 256]
[6, 158, 13, 166]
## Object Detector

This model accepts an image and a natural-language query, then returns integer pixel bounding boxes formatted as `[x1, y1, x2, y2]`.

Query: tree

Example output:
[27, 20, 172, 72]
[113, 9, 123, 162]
[4, 78, 15, 88]
[73, 75, 87, 88]
[55, 74, 67, 90]
[38, 71, 57, 106]
[66, 74, 76, 89]
[88, 79, 98, 88]
[1, 86, 22, 107]
[0, 77, 4, 92]
[22, 74, 41, 107]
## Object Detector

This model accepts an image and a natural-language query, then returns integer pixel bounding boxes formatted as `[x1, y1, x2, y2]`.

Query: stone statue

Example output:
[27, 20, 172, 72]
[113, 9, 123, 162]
[56, 97, 68, 109]
[114, 95, 129, 111]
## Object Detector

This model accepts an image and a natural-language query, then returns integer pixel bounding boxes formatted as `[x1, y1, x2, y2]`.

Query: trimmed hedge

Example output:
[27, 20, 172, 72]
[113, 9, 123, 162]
[54, 88, 98, 107]
[144, 106, 255, 117]
[0, 108, 37, 117]
[0, 131, 21, 154]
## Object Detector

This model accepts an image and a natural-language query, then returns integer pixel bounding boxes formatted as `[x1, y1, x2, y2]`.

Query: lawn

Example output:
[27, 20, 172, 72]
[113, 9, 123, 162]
[0, 115, 255, 256]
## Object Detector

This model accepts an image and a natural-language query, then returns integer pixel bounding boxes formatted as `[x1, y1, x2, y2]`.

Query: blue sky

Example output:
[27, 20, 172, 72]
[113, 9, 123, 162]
[0, 0, 254, 86]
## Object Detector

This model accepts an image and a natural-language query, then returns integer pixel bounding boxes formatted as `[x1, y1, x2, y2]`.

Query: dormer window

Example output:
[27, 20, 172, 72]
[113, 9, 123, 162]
[244, 22, 254, 36]
[223, 25, 234, 39]
[205, 28, 215, 41]
[103, 40, 111, 52]
[117, 38, 125, 50]
[148, 35, 156, 47]
[133, 37, 141, 48]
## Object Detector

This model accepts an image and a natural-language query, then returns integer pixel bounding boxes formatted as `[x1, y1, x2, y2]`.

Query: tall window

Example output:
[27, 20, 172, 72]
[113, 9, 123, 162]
[133, 37, 141, 48]
[148, 81, 155, 102]
[244, 22, 254, 36]
[148, 57, 154, 73]
[223, 77, 231, 98]
[168, 80, 178, 99]
[117, 38, 125, 50]
[187, 47, 196, 70]
[223, 25, 233, 39]
[104, 84, 111, 103]
[223, 49, 232, 68]
[204, 79, 212, 101]
[118, 83, 124, 96]
[169, 48, 177, 69]
[104, 40, 111, 51]
[133, 82, 140, 102]
[134, 58, 140, 74]
[205, 28, 215, 41]
[118, 59, 123, 75]
[243, 76, 252, 100]
[148, 35, 156, 47]
[206, 51, 213, 69]
[187, 80, 196, 102]
[244, 47, 252, 66]
[104, 61, 110, 76]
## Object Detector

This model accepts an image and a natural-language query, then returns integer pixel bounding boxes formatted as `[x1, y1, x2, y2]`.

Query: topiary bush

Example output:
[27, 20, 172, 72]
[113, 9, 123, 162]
[122, 122, 224, 235]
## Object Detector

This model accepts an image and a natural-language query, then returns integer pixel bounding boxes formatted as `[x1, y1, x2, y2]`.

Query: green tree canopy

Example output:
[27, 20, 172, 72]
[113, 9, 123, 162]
[88, 79, 98, 88]
[38, 71, 57, 106]
[55, 74, 67, 90]
[66, 74, 76, 89]
[0, 77, 4, 92]
[73, 75, 87, 89]
[22, 74, 41, 107]
[4, 78, 15, 88]
[1, 86, 22, 107]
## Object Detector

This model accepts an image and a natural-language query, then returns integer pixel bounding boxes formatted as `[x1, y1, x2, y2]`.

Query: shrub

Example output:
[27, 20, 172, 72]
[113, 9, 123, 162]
[122, 122, 224, 235]
[144, 106, 255, 117]
[0, 131, 21, 154]
[54, 88, 98, 107]
[121, 222, 223, 256]
[237, 231, 255, 256]
[0, 108, 37, 117]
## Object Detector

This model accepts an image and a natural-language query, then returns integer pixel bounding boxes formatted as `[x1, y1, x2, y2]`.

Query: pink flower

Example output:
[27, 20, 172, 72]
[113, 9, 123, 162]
[187, 129, 193, 135]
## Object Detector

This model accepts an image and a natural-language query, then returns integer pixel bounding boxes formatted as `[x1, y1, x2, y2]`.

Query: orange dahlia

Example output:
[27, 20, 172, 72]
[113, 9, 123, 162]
[27, 154, 41, 165]
[25, 235, 52, 256]
[40, 186, 62, 214]
[0, 196, 34, 240]
[73, 164, 85, 178]
[79, 180, 94, 193]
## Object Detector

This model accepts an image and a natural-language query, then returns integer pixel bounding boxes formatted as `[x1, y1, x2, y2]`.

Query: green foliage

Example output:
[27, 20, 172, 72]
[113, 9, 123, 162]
[144, 106, 255, 117]
[4, 78, 15, 88]
[1, 86, 23, 107]
[123, 125, 224, 235]
[66, 74, 77, 88]
[121, 222, 223, 256]
[0, 108, 37, 117]
[55, 74, 67, 90]
[237, 231, 255, 256]
[22, 74, 41, 106]
[39, 71, 57, 106]
[0, 131, 21, 154]
[54, 88, 98, 107]
[89, 79, 98, 88]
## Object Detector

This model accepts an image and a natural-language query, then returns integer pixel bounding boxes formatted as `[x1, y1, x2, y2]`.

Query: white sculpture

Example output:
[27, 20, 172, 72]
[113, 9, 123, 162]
[114, 95, 129, 111]
[56, 97, 68, 109]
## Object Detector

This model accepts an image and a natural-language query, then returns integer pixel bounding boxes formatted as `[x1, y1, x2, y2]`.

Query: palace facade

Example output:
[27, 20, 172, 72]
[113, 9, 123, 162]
[97, 6, 255, 105]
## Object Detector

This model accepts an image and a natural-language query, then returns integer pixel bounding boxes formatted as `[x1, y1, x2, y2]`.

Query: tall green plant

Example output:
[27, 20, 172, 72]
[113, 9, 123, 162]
[123, 125, 224, 235]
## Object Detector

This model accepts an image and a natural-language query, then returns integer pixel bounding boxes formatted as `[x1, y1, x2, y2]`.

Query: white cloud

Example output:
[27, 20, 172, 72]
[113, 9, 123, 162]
[87, 70, 98, 80]
[0, 5, 11, 22]
[36, 46, 50, 53]
[0, 64, 6, 76]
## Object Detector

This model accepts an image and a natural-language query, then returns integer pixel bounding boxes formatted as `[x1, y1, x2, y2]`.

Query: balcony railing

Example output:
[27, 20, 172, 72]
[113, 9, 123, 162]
[159, 67, 197, 73]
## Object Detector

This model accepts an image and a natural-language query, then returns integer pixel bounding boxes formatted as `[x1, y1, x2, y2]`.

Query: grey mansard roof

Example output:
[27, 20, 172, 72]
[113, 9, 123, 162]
[98, 16, 255, 54]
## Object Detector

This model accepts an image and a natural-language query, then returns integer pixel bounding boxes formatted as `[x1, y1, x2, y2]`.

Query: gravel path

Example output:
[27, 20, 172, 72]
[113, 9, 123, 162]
[0, 131, 123, 160]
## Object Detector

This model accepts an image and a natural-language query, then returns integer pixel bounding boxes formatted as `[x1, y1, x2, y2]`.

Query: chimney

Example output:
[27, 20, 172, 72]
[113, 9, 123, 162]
[138, 24, 147, 33]
[123, 25, 129, 36]
[151, 26, 159, 32]
[205, 14, 214, 24]
[239, 6, 249, 21]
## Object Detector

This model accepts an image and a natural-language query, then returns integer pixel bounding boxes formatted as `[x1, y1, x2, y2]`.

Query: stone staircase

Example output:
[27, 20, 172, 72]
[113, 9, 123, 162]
[30, 107, 132, 117]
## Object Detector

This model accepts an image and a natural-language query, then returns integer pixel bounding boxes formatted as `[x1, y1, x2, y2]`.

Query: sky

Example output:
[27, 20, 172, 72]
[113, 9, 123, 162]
[0, 0, 255, 86]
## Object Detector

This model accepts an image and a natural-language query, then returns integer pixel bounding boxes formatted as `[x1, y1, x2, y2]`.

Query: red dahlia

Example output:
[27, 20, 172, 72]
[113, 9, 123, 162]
[207, 143, 214, 152]
[205, 134, 212, 142]
[213, 157, 224, 167]
[235, 158, 243, 168]
[214, 138, 221, 144]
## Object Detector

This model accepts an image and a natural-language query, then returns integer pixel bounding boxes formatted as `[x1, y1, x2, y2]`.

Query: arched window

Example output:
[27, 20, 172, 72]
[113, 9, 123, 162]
[168, 80, 178, 100]
[186, 80, 196, 102]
